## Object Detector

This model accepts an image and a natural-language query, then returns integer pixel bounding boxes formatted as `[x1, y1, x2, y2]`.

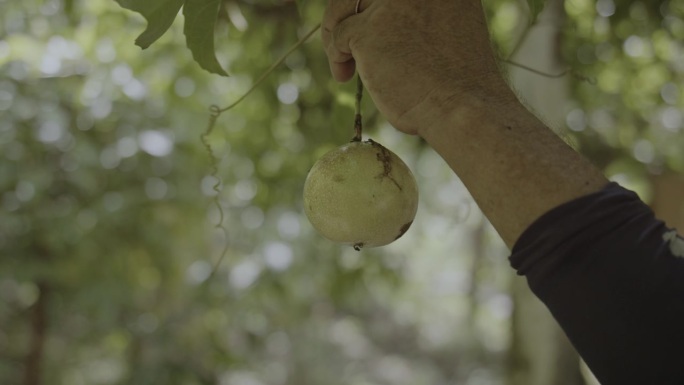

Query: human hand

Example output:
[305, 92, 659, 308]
[322, 0, 509, 135]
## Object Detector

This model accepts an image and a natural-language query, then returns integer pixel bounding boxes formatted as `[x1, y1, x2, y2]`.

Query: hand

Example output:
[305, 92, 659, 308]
[322, 0, 508, 135]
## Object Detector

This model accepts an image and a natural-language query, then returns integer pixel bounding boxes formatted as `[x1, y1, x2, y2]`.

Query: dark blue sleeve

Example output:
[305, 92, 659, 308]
[510, 182, 684, 385]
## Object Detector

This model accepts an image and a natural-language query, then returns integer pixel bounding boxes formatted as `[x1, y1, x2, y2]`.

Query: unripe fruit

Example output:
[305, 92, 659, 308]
[303, 139, 419, 250]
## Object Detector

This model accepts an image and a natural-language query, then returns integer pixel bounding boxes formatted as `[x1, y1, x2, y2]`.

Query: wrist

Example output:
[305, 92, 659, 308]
[417, 77, 520, 140]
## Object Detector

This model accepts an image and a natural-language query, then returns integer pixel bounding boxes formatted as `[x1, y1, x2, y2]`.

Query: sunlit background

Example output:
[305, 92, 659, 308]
[2, 0, 684, 384]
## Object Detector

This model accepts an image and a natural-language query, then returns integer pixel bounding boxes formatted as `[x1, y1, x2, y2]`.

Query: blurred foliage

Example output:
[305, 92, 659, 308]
[562, 0, 684, 198]
[0, 1, 510, 384]
[1, 0, 682, 385]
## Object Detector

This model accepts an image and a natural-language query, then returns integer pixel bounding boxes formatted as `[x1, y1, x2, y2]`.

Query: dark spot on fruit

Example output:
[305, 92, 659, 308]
[395, 221, 413, 240]
[506, 125, 512, 131]
[369, 140, 402, 191]
[333, 175, 345, 183]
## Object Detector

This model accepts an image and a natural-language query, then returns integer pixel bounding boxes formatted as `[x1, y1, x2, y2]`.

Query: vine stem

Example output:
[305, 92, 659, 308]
[200, 23, 321, 281]
[502, 59, 595, 84]
[200, 107, 229, 282]
[501, 59, 568, 78]
[218, 24, 321, 114]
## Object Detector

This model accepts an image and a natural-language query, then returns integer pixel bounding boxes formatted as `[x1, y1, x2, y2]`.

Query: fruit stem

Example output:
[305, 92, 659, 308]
[352, 75, 363, 142]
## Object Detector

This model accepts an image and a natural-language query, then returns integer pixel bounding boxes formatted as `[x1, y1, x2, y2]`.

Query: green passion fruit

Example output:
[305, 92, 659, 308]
[303, 140, 419, 250]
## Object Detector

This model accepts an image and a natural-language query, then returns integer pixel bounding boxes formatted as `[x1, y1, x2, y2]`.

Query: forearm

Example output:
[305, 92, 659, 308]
[420, 87, 608, 248]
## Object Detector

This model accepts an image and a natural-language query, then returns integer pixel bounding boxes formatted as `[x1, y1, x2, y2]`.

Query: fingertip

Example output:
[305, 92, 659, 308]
[330, 61, 356, 82]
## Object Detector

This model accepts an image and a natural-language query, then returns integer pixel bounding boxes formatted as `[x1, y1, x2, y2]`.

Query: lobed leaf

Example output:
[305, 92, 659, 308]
[115, 0, 228, 76]
[114, 0, 184, 48]
[183, 0, 228, 76]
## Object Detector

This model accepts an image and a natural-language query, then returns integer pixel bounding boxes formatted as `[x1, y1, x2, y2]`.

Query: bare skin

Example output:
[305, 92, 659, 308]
[322, 0, 608, 248]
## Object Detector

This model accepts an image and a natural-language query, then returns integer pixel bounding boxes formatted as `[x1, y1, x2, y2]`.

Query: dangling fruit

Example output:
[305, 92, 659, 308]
[303, 139, 418, 250]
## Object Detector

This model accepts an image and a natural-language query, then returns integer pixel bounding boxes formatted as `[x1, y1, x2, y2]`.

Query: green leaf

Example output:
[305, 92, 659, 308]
[114, 0, 184, 48]
[183, 0, 228, 76]
[527, 0, 545, 24]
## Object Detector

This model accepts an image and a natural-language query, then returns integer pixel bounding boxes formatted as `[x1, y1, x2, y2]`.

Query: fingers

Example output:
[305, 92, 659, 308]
[323, 20, 356, 82]
[322, 0, 369, 82]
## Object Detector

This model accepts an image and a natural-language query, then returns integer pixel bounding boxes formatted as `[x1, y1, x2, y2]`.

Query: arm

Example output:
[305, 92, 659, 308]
[419, 89, 608, 248]
[321, 0, 608, 248]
